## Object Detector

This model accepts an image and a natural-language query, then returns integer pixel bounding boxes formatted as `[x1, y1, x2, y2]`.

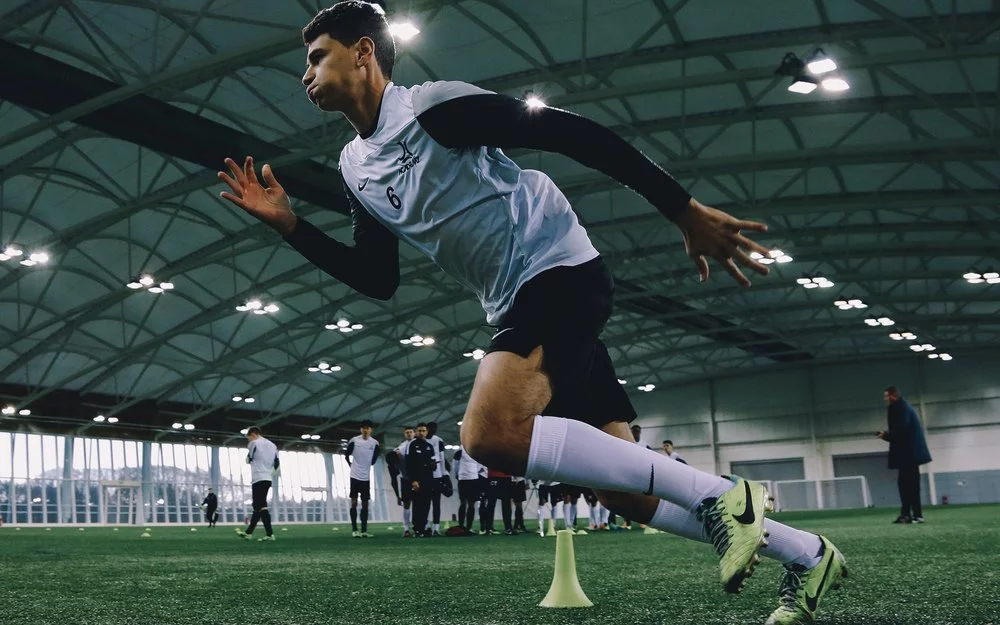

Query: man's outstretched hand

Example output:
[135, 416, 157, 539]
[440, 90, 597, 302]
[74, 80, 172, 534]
[218, 156, 297, 236]
[674, 198, 771, 287]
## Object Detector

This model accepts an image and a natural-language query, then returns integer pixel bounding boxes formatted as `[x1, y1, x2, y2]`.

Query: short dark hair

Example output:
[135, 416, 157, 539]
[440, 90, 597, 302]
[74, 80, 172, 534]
[247, 426, 262, 437]
[360, 420, 373, 428]
[885, 386, 900, 396]
[662, 440, 673, 446]
[416, 422, 428, 429]
[303, 1, 395, 79]
[403, 425, 414, 430]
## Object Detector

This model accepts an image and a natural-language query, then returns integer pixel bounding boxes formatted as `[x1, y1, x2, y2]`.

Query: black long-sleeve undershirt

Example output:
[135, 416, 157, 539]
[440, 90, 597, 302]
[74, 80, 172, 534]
[415, 94, 692, 220]
[283, 174, 399, 300]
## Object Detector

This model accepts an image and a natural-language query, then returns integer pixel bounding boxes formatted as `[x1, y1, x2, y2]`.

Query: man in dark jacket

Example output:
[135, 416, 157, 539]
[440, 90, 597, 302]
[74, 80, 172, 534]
[405, 423, 438, 536]
[202, 489, 218, 527]
[877, 386, 932, 524]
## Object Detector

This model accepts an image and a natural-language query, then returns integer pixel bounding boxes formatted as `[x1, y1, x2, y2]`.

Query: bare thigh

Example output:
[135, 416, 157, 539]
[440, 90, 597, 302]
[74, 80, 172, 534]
[593, 421, 659, 524]
[459, 347, 552, 473]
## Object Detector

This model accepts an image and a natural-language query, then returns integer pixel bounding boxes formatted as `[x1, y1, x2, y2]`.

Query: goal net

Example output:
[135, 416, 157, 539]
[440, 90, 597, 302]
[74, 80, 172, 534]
[772, 476, 872, 512]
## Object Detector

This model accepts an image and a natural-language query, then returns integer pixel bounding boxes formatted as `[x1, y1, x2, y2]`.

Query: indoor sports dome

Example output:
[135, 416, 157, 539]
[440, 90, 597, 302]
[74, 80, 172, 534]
[1, 1, 997, 624]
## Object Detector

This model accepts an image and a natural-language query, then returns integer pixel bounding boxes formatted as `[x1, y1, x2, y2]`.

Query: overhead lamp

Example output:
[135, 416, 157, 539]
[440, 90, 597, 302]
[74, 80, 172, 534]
[93, 415, 106, 422]
[401, 335, 435, 346]
[326, 319, 364, 332]
[310, 434, 320, 440]
[638, 384, 656, 392]
[388, 20, 420, 42]
[751, 249, 793, 265]
[806, 49, 837, 74]
[834, 298, 867, 310]
[0, 243, 24, 261]
[889, 331, 917, 341]
[618, 379, 627, 385]
[865, 316, 895, 327]
[457, 421, 464, 426]
[798, 276, 834, 289]
[2, 405, 16, 415]
[524, 91, 546, 108]
[910, 344, 936, 352]
[788, 76, 819, 94]
[172, 422, 183, 429]
[237, 298, 279, 314]
[939, 353, 953, 361]
[18, 409, 30, 416]
[244, 397, 255, 404]
[19, 252, 49, 267]
[240, 428, 249, 435]
[463, 349, 486, 360]
[232, 395, 243, 402]
[183, 423, 195, 430]
[301, 434, 311, 440]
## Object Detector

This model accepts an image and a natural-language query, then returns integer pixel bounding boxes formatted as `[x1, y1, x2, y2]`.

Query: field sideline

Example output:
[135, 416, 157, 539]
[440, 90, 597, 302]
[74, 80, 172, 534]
[2, 505, 997, 625]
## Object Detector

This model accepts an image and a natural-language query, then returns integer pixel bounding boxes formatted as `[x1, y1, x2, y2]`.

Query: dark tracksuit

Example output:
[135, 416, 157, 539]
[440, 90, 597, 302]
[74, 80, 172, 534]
[884, 397, 933, 519]
[202, 493, 218, 526]
[405, 437, 437, 536]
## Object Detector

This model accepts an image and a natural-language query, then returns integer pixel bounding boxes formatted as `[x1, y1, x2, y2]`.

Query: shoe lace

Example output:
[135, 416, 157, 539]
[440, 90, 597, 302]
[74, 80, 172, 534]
[696, 497, 731, 557]
[777, 564, 807, 610]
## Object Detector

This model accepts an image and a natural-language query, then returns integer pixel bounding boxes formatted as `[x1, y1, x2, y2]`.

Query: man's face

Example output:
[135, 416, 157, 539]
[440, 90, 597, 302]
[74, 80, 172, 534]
[302, 34, 363, 112]
[663, 443, 673, 454]
[403, 428, 414, 440]
[884, 391, 897, 405]
[416, 426, 427, 439]
[246, 432, 258, 442]
[361, 426, 373, 438]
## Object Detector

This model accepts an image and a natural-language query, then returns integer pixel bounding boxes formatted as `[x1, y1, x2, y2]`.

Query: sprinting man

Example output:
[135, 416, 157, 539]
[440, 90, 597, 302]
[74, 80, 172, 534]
[345, 420, 380, 537]
[217, 3, 845, 621]
[236, 427, 278, 542]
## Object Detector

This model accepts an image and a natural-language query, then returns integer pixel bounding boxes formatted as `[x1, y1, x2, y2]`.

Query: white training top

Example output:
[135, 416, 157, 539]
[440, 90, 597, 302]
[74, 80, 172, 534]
[457, 446, 482, 481]
[338, 81, 599, 325]
[246, 436, 277, 484]
[396, 439, 412, 478]
[347, 435, 380, 481]
[427, 434, 446, 478]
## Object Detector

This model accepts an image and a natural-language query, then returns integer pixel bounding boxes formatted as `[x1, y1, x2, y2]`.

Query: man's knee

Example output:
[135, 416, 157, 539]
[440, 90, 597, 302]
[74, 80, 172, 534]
[461, 412, 533, 472]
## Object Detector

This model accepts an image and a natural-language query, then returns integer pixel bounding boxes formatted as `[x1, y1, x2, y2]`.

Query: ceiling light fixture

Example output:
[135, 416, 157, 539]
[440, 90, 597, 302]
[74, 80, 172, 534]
[798, 275, 835, 289]
[834, 298, 868, 310]
[463, 349, 486, 360]
[388, 21, 420, 42]
[236, 298, 279, 314]
[400, 335, 435, 346]
[524, 91, 546, 108]
[638, 384, 656, 392]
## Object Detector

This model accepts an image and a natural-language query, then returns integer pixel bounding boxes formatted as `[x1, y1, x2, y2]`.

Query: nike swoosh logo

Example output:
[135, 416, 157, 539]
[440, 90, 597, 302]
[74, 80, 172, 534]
[805, 553, 835, 612]
[357, 178, 369, 191]
[642, 465, 654, 496]
[491, 327, 514, 341]
[733, 480, 756, 524]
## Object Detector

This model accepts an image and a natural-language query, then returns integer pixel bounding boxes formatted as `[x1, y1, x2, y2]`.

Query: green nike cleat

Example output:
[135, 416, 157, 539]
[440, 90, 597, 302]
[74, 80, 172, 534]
[352, 530, 361, 538]
[765, 536, 848, 625]
[257, 535, 275, 542]
[235, 529, 250, 540]
[697, 476, 774, 594]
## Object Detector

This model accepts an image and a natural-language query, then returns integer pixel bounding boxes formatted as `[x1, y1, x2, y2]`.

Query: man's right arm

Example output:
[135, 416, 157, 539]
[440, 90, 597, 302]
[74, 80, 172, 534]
[282, 174, 400, 300]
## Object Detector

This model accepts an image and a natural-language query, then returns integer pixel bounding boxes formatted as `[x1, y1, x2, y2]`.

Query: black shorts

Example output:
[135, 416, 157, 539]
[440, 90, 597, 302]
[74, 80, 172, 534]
[400, 479, 412, 503]
[349, 478, 371, 501]
[562, 485, 583, 501]
[511, 481, 527, 503]
[540, 484, 563, 506]
[251, 480, 271, 510]
[487, 476, 513, 499]
[487, 257, 636, 426]
[458, 478, 482, 501]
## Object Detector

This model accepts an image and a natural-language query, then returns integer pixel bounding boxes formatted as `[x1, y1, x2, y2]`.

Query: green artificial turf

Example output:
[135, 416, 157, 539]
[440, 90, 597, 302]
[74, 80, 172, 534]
[2, 505, 998, 625]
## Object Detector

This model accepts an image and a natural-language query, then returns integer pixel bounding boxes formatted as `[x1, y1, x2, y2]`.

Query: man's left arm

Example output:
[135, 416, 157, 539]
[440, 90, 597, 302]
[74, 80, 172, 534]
[414, 84, 771, 285]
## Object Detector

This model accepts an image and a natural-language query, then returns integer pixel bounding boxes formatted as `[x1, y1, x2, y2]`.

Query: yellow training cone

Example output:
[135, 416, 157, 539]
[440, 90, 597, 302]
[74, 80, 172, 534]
[545, 518, 557, 537]
[539, 529, 593, 608]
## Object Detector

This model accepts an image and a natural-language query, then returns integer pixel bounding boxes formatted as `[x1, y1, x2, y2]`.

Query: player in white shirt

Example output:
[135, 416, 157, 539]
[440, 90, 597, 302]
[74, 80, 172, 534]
[454, 445, 482, 533]
[393, 425, 415, 536]
[218, 3, 845, 621]
[662, 440, 688, 464]
[345, 420, 380, 537]
[236, 427, 278, 541]
[425, 422, 447, 536]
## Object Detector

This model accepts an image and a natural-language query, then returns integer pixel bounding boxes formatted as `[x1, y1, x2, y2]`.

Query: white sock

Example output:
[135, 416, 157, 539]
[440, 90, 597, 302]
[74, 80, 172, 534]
[433, 523, 440, 532]
[649, 500, 823, 567]
[600, 506, 609, 525]
[554, 501, 564, 522]
[568, 504, 577, 527]
[526, 416, 732, 511]
[402, 508, 411, 531]
[588, 505, 598, 527]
